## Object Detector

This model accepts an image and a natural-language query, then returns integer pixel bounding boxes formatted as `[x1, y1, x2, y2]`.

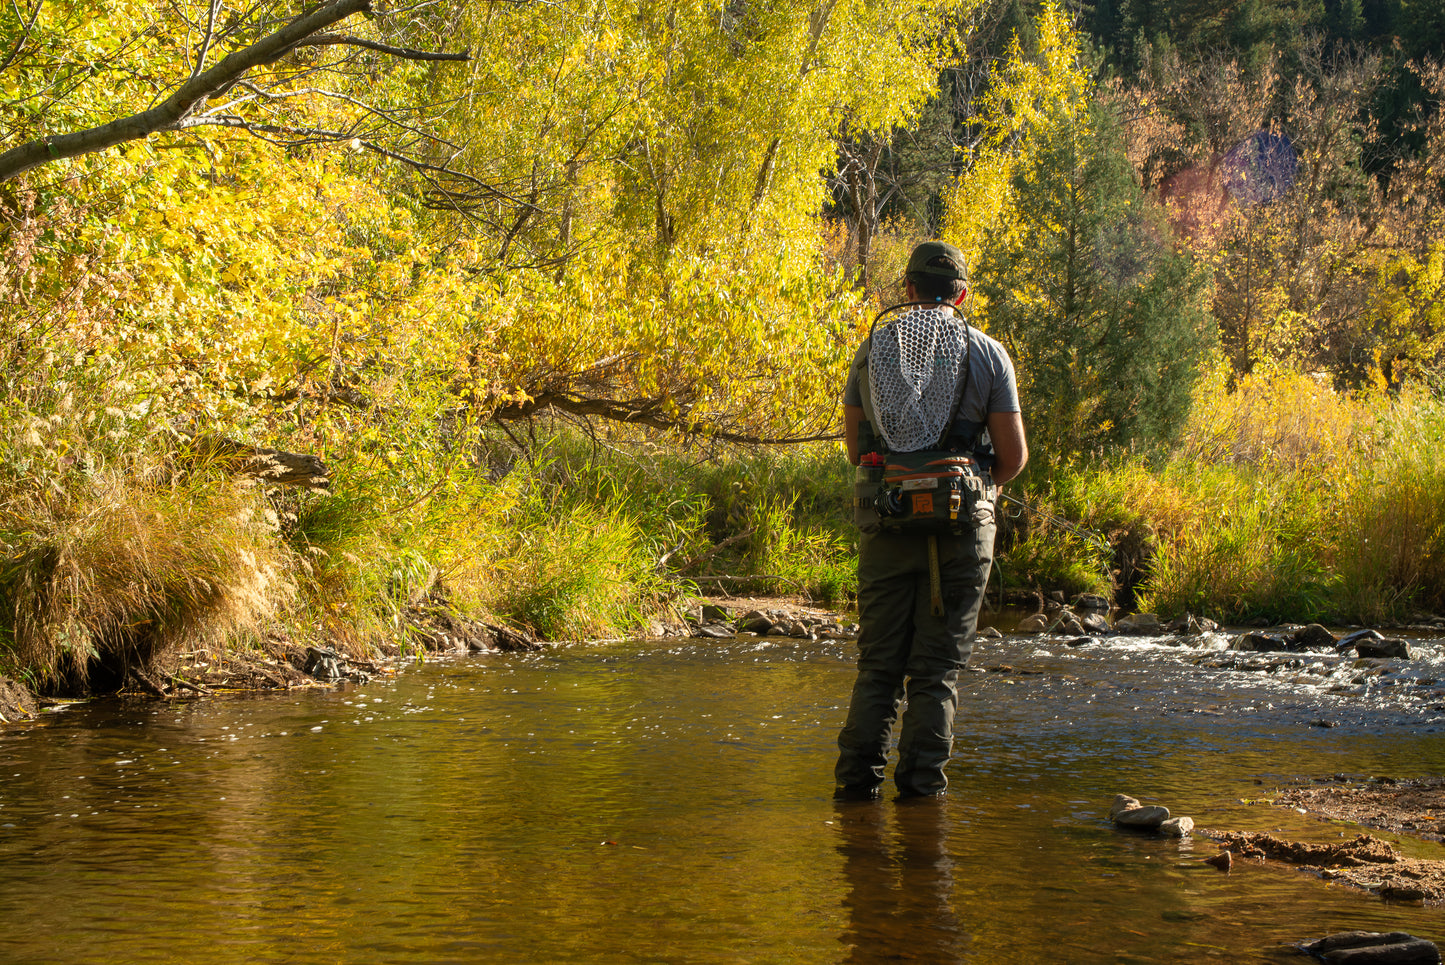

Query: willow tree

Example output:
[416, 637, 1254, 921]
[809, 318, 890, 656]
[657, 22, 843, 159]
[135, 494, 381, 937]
[946, 2, 1213, 455]
[408, 0, 980, 444]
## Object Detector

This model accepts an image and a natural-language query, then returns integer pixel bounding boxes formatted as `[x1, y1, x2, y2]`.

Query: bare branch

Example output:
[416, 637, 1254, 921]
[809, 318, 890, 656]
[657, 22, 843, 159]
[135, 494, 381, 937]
[0, 0, 373, 182]
[295, 33, 469, 62]
[490, 391, 841, 445]
[176, 114, 536, 210]
[0, 0, 43, 74]
[191, 0, 223, 81]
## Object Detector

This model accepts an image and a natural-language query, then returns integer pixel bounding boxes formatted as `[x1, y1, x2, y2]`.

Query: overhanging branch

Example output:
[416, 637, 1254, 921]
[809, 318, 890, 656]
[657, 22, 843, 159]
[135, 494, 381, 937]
[0, 0, 466, 183]
[295, 33, 469, 62]
[491, 391, 841, 445]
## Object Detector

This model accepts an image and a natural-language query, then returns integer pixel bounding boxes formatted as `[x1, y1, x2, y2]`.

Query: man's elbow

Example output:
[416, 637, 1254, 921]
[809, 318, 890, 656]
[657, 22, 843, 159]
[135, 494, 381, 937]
[993, 443, 1027, 485]
[987, 412, 1028, 485]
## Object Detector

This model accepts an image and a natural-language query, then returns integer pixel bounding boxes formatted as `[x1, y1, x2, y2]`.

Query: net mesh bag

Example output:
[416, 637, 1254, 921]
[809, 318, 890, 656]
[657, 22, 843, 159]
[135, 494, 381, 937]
[867, 307, 968, 452]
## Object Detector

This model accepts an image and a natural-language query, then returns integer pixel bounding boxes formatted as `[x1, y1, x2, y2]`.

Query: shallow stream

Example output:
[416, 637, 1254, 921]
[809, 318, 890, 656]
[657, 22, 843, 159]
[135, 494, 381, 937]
[3, 626, 1445, 963]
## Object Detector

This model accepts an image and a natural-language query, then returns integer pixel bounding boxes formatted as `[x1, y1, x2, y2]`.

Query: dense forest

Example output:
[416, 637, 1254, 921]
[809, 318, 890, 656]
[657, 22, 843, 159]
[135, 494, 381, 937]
[2, 0, 1443, 694]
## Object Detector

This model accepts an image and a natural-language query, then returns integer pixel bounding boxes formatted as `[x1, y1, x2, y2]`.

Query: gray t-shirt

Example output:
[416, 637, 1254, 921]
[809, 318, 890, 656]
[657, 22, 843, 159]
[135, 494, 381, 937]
[843, 319, 1019, 448]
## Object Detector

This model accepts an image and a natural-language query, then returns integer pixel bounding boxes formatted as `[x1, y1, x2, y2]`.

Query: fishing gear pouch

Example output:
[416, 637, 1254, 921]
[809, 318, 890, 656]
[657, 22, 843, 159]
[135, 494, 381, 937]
[853, 450, 996, 536]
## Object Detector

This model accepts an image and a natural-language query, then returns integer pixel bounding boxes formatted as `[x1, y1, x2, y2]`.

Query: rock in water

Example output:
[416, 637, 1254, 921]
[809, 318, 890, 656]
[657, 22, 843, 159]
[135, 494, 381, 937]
[1338, 629, 1384, 652]
[1204, 851, 1232, 871]
[1300, 931, 1441, 964]
[1233, 631, 1289, 652]
[1159, 816, 1194, 837]
[1357, 638, 1412, 660]
[1293, 623, 1338, 649]
[1108, 794, 1142, 819]
[1056, 612, 1085, 635]
[1114, 613, 1162, 634]
[1114, 805, 1170, 829]
[1015, 612, 1050, 633]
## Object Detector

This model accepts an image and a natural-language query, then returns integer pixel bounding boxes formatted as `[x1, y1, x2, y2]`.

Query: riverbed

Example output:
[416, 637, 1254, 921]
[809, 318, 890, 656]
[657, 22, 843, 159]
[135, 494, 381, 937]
[3, 629, 1444, 963]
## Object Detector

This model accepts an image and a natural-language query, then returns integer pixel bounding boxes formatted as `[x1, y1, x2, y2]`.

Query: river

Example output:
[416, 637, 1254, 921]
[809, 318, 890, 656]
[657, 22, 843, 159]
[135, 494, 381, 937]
[3, 627, 1445, 963]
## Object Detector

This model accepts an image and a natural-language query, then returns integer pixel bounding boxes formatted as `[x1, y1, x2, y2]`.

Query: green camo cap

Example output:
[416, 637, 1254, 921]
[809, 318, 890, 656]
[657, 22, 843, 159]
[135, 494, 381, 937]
[906, 240, 967, 281]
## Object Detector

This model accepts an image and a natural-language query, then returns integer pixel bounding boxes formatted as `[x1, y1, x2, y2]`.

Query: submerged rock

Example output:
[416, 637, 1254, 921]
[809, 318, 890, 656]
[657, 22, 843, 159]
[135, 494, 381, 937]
[1299, 931, 1441, 964]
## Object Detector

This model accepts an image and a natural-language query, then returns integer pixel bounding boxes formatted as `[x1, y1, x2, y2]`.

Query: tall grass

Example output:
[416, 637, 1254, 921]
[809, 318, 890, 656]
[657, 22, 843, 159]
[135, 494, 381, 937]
[0, 354, 291, 690]
[7, 335, 1443, 697]
[1005, 368, 1445, 624]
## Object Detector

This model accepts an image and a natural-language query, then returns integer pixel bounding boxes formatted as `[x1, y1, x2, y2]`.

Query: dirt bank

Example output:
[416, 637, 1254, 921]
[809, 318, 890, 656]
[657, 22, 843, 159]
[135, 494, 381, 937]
[1204, 830, 1445, 903]
[1271, 777, 1445, 842]
[1202, 778, 1445, 903]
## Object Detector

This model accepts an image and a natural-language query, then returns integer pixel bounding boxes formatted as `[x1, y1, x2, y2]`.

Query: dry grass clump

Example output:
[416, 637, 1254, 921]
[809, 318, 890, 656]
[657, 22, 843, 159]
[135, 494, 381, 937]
[1331, 389, 1445, 622]
[1, 471, 292, 692]
[1127, 373, 1445, 623]
[1175, 363, 1370, 471]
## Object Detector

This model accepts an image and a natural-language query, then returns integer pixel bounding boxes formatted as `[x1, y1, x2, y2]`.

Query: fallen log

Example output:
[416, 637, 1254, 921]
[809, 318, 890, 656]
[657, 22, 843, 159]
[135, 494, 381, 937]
[183, 434, 330, 489]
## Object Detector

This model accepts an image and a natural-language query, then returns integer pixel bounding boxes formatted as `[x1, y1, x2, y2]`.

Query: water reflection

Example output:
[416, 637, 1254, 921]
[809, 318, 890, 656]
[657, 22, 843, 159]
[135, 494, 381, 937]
[3, 633, 1445, 963]
[836, 798, 967, 964]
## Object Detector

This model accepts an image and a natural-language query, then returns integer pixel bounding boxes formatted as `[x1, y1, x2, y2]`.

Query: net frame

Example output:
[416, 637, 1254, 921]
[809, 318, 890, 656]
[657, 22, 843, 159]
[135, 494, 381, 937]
[866, 302, 974, 453]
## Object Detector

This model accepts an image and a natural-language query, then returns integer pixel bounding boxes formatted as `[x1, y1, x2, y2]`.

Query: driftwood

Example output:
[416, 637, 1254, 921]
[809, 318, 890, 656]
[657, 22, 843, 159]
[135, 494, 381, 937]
[184, 434, 330, 489]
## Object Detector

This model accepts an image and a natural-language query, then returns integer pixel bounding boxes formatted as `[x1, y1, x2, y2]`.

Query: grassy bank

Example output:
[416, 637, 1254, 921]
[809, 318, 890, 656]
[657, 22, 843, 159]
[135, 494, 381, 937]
[4, 352, 1444, 695]
[1008, 368, 1445, 625]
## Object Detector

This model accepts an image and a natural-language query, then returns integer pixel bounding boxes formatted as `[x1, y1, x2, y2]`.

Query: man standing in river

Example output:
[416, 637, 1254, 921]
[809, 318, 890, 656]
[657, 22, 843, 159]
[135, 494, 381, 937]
[835, 240, 1028, 801]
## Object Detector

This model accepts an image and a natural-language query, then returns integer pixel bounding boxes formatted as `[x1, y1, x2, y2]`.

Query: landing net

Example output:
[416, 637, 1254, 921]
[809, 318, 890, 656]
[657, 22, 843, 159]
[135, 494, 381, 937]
[867, 307, 968, 453]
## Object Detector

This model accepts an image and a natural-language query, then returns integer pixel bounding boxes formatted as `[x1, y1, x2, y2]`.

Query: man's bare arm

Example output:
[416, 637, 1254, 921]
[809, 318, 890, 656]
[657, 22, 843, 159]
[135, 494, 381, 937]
[987, 411, 1028, 484]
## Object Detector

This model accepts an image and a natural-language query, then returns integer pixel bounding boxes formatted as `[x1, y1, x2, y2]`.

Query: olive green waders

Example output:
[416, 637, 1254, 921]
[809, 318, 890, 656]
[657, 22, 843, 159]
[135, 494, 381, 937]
[835, 521, 995, 798]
